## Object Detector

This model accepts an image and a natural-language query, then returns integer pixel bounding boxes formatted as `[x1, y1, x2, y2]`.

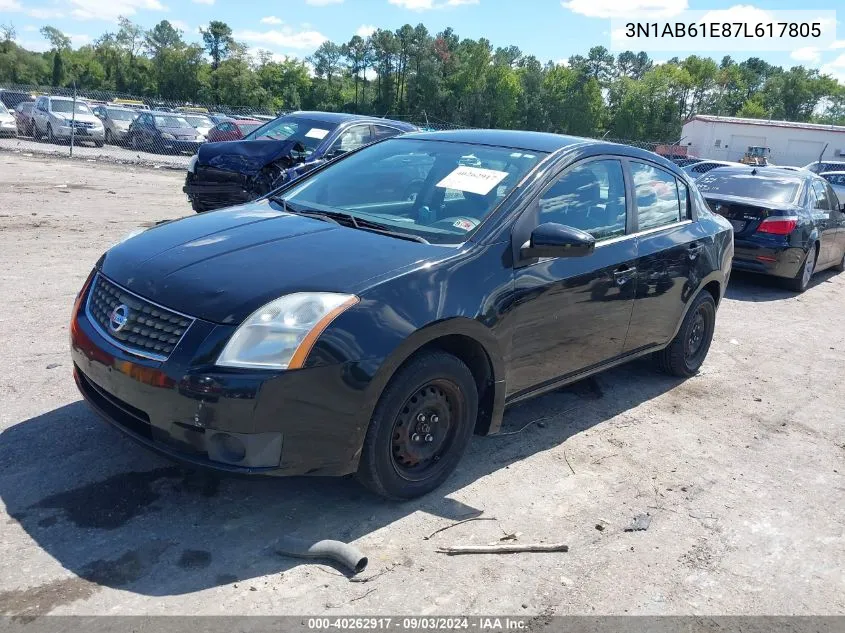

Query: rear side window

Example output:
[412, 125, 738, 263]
[539, 159, 627, 241]
[810, 181, 831, 211]
[631, 162, 684, 231]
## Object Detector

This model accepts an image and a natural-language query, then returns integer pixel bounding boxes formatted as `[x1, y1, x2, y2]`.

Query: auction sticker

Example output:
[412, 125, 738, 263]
[305, 128, 330, 140]
[436, 166, 508, 196]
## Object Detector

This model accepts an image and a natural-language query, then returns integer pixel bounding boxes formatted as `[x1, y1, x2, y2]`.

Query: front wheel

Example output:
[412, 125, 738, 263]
[356, 351, 478, 500]
[653, 291, 716, 378]
[834, 249, 845, 273]
[785, 243, 816, 293]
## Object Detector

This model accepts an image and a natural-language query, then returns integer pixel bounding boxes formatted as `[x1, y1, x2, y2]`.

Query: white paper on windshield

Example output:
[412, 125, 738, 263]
[435, 166, 509, 196]
[305, 127, 329, 140]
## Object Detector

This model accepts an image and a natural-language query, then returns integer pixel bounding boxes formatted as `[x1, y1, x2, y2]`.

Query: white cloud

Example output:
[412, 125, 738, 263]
[698, 4, 773, 26]
[555, 58, 569, 67]
[23, 24, 38, 31]
[820, 53, 845, 82]
[831, 40, 845, 50]
[355, 24, 376, 37]
[388, 0, 477, 10]
[235, 27, 328, 50]
[20, 39, 50, 52]
[28, 7, 66, 18]
[562, 0, 686, 19]
[0, 0, 22, 10]
[169, 19, 189, 32]
[791, 47, 821, 64]
[69, 0, 167, 21]
[192, 0, 213, 4]
[306, 0, 343, 4]
[69, 33, 90, 45]
[249, 48, 289, 64]
[261, 15, 283, 24]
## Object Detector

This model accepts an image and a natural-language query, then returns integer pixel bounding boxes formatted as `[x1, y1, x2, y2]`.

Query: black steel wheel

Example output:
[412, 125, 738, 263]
[357, 351, 478, 499]
[654, 290, 716, 377]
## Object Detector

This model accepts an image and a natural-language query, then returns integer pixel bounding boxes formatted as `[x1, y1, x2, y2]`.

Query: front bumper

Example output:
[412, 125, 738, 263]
[162, 139, 203, 154]
[54, 126, 105, 141]
[70, 275, 375, 477]
[183, 169, 254, 210]
[0, 120, 16, 136]
[732, 239, 805, 279]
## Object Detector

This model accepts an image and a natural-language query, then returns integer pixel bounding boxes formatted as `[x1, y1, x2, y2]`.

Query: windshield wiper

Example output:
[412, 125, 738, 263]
[270, 196, 429, 244]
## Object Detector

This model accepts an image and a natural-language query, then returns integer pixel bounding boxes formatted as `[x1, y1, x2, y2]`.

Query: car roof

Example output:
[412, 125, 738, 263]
[400, 129, 589, 152]
[705, 166, 808, 180]
[287, 111, 417, 130]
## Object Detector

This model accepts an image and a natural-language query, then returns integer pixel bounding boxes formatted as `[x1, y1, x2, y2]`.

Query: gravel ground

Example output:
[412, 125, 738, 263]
[1, 153, 844, 618]
[0, 134, 191, 169]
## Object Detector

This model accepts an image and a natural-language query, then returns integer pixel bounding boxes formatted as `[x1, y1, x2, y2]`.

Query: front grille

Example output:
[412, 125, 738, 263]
[85, 273, 194, 361]
[72, 121, 94, 128]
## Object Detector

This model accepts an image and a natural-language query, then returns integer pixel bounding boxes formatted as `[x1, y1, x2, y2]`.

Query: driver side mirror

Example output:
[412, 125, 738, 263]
[520, 222, 596, 259]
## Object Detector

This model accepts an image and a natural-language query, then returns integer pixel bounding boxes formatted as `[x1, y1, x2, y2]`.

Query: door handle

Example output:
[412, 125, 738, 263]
[613, 266, 637, 285]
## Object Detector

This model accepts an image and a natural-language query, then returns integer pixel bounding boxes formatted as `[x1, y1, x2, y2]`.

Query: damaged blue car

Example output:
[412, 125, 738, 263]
[183, 111, 417, 212]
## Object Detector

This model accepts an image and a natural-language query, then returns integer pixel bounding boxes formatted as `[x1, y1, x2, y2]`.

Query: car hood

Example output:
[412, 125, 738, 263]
[0, 113, 13, 123]
[53, 113, 99, 124]
[160, 126, 197, 137]
[99, 200, 445, 324]
[196, 139, 306, 176]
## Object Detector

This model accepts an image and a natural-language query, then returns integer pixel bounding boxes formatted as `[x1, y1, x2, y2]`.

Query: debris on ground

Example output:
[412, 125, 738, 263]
[275, 536, 367, 575]
[624, 514, 652, 532]
[422, 516, 497, 541]
[436, 543, 569, 555]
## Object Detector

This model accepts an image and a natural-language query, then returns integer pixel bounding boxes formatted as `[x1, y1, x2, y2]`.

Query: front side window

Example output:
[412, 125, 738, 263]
[631, 162, 683, 231]
[282, 138, 545, 245]
[331, 125, 374, 154]
[538, 159, 627, 241]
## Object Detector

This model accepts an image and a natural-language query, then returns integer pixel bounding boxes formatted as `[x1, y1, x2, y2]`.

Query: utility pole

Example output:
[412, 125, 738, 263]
[70, 81, 76, 157]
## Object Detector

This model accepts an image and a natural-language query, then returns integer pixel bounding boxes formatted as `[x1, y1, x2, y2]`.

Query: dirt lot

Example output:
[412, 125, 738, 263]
[1, 152, 844, 618]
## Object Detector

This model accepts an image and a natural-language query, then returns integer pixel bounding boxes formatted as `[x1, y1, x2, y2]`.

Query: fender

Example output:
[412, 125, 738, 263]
[363, 316, 508, 435]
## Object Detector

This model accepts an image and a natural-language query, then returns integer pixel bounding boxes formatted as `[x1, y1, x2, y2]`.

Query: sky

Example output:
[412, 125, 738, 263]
[2, 0, 844, 81]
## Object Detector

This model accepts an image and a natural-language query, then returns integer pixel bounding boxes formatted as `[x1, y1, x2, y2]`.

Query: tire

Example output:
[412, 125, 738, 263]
[46, 124, 55, 144]
[105, 129, 113, 145]
[654, 290, 717, 378]
[356, 351, 478, 500]
[785, 243, 817, 293]
[131, 134, 140, 150]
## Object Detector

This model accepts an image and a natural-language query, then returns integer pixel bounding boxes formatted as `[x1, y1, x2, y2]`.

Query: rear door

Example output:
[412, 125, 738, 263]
[507, 157, 637, 395]
[809, 180, 838, 266]
[623, 161, 712, 353]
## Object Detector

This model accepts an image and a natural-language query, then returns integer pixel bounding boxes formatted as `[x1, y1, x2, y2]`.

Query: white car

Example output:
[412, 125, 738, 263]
[0, 102, 16, 137]
[804, 160, 845, 174]
[682, 160, 744, 179]
[31, 96, 105, 146]
[182, 114, 214, 141]
[819, 171, 845, 206]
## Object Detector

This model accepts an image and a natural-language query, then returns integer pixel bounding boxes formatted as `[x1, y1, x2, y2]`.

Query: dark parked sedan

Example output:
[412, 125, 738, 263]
[71, 130, 732, 499]
[183, 111, 417, 212]
[697, 167, 845, 292]
[127, 110, 203, 154]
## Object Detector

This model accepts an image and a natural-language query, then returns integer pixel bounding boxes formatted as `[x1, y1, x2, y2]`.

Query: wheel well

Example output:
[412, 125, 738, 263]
[415, 334, 495, 436]
[702, 280, 721, 306]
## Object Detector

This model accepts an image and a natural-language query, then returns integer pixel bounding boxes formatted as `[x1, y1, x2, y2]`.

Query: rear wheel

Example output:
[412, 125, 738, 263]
[105, 129, 113, 145]
[654, 291, 716, 378]
[46, 124, 55, 144]
[785, 243, 817, 293]
[356, 351, 478, 500]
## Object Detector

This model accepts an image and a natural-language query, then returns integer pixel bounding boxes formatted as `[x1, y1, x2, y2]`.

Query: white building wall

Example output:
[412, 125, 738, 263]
[681, 118, 845, 167]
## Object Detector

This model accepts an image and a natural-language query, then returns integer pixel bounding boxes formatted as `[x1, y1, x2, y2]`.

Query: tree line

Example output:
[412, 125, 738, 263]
[1, 18, 844, 140]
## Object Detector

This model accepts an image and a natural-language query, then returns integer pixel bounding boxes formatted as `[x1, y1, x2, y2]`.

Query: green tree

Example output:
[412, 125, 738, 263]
[201, 20, 233, 70]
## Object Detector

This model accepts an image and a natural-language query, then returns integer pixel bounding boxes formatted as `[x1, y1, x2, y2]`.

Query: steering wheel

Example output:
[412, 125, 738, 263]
[430, 216, 480, 232]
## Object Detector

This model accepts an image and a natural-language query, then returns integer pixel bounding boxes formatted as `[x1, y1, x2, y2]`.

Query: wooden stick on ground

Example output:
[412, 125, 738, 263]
[436, 543, 569, 555]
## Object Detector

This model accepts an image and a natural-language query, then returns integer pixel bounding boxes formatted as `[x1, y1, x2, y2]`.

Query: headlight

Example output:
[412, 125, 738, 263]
[216, 293, 359, 370]
[161, 132, 175, 140]
[187, 155, 198, 173]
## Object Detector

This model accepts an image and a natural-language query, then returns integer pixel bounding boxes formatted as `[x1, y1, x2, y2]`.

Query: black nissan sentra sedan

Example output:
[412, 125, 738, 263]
[71, 130, 733, 499]
[696, 166, 845, 292]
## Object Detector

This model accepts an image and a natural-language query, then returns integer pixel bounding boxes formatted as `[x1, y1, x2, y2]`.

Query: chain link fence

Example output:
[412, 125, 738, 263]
[1, 83, 685, 168]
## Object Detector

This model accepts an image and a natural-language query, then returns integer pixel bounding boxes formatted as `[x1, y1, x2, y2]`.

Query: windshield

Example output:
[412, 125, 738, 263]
[0, 102, 8, 115]
[245, 116, 339, 154]
[51, 100, 92, 115]
[107, 108, 135, 121]
[185, 115, 212, 127]
[822, 173, 845, 186]
[281, 138, 546, 245]
[239, 123, 261, 135]
[696, 171, 801, 204]
[155, 115, 191, 128]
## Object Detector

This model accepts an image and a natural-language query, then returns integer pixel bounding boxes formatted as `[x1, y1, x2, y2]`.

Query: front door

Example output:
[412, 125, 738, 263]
[623, 160, 713, 352]
[507, 157, 637, 397]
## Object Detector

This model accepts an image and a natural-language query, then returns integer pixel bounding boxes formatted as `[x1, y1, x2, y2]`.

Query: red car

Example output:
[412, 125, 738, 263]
[206, 119, 262, 143]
